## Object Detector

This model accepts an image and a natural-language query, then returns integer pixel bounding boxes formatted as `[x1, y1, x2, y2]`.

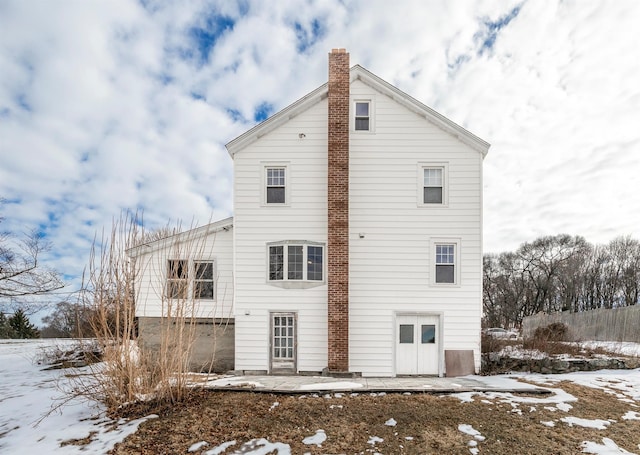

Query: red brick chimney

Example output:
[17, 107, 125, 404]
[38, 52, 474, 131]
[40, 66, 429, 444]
[327, 48, 349, 372]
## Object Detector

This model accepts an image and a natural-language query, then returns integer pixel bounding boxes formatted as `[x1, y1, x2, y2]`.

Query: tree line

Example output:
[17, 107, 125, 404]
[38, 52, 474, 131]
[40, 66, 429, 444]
[483, 234, 640, 329]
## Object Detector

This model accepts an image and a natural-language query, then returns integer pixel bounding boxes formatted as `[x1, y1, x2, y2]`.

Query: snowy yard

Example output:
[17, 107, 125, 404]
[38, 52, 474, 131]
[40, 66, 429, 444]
[1, 339, 639, 454]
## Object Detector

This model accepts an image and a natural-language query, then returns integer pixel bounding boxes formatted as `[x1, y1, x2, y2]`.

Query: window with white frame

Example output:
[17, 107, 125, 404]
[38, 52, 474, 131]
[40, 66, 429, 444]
[166, 259, 215, 300]
[424, 168, 443, 204]
[418, 163, 448, 206]
[268, 243, 324, 282]
[266, 167, 286, 204]
[354, 101, 370, 131]
[435, 243, 456, 284]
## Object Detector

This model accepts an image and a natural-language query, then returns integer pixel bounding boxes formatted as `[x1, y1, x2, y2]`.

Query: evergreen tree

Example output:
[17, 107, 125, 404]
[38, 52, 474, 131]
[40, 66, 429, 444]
[0, 311, 14, 338]
[8, 309, 40, 339]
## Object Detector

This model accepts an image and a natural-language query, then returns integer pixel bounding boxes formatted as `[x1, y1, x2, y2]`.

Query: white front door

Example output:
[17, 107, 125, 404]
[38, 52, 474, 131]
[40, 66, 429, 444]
[396, 314, 440, 375]
[270, 312, 296, 374]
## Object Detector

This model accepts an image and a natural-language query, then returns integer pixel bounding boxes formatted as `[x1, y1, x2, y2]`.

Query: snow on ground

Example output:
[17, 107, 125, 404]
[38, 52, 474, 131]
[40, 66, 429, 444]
[0, 339, 639, 454]
[0, 339, 157, 454]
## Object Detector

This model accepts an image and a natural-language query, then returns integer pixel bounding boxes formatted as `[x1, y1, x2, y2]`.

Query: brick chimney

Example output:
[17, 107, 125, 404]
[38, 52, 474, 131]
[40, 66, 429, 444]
[327, 48, 349, 372]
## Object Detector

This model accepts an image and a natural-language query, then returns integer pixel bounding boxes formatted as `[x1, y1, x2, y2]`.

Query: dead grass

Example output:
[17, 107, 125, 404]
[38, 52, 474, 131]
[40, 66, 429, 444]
[109, 382, 640, 454]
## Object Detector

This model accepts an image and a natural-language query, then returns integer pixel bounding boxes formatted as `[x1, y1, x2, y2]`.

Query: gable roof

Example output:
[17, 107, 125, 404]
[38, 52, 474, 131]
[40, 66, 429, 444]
[225, 65, 490, 157]
[126, 216, 233, 258]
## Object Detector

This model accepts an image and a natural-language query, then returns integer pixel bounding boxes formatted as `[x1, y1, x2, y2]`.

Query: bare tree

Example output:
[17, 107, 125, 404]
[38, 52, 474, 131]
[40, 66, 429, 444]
[1, 198, 64, 306]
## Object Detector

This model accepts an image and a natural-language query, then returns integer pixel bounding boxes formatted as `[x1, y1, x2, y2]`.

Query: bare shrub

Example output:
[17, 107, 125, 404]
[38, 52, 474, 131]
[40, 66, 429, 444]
[66, 212, 214, 413]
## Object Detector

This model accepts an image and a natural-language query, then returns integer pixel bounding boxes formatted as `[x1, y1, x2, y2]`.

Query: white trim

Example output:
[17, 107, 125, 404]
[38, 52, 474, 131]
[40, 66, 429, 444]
[417, 162, 449, 207]
[429, 237, 461, 287]
[165, 258, 217, 302]
[260, 162, 291, 206]
[351, 96, 376, 133]
[265, 240, 325, 288]
[225, 66, 490, 157]
[394, 312, 444, 377]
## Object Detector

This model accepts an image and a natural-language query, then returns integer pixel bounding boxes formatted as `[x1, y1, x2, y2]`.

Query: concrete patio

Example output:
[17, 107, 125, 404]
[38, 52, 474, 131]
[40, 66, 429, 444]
[197, 374, 549, 395]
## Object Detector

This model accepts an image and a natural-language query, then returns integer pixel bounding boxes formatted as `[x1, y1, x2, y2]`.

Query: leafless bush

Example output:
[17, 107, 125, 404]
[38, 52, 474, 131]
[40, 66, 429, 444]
[64, 211, 211, 413]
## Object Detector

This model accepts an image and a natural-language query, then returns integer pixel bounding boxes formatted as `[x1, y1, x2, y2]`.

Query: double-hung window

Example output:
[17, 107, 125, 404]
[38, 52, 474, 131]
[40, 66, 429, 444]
[424, 168, 443, 204]
[167, 259, 188, 299]
[418, 163, 448, 206]
[266, 167, 286, 204]
[268, 243, 324, 283]
[166, 259, 215, 300]
[354, 101, 370, 131]
[194, 261, 215, 299]
[435, 244, 456, 284]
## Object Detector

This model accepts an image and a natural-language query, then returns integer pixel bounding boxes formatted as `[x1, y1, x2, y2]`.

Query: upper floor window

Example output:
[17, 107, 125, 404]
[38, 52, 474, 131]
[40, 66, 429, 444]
[418, 163, 448, 207]
[355, 101, 370, 131]
[266, 167, 286, 204]
[435, 244, 455, 284]
[268, 243, 324, 283]
[424, 168, 443, 204]
[166, 259, 215, 300]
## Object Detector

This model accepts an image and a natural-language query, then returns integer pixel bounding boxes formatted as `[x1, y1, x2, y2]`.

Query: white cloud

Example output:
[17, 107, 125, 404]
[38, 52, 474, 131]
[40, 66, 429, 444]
[1, 0, 639, 310]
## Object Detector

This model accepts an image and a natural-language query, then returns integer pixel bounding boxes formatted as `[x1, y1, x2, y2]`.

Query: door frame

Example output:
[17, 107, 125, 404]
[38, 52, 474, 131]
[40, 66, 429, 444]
[394, 312, 444, 377]
[269, 311, 298, 374]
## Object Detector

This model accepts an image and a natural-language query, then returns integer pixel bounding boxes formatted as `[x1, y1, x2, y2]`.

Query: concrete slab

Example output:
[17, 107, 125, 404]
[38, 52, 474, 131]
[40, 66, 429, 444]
[199, 374, 549, 395]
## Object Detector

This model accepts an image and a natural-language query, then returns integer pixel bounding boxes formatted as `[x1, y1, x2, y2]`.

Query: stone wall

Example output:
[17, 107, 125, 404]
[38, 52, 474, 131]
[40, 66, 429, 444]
[482, 354, 640, 375]
[137, 317, 234, 373]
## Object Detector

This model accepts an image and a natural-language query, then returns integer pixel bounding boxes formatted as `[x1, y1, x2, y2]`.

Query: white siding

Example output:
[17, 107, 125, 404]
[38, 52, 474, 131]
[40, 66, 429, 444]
[349, 79, 483, 376]
[134, 227, 234, 320]
[233, 100, 329, 372]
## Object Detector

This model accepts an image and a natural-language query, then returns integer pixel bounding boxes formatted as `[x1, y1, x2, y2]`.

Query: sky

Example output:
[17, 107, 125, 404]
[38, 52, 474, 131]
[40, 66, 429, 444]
[1, 0, 639, 312]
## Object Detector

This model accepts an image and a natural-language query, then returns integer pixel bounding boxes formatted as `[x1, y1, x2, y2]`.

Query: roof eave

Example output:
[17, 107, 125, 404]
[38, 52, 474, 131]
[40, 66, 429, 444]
[225, 83, 329, 157]
[126, 216, 234, 258]
[350, 65, 490, 157]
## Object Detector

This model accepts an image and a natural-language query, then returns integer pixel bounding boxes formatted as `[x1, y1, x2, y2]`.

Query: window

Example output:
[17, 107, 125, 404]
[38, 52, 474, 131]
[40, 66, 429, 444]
[268, 243, 324, 282]
[266, 167, 286, 204]
[424, 168, 443, 204]
[194, 261, 215, 299]
[435, 244, 455, 284]
[418, 163, 448, 206]
[166, 259, 215, 300]
[355, 101, 370, 131]
[167, 260, 188, 299]
[399, 324, 414, 344]
[421, 325, 436, 344]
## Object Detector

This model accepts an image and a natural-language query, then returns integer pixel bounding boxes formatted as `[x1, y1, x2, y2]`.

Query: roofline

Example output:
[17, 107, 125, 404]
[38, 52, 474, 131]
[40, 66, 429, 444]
[225, 65, 490, 157]
[351, 65, 490, 156]
[226, 83, 328, 157]
[126, 216, 233, 258]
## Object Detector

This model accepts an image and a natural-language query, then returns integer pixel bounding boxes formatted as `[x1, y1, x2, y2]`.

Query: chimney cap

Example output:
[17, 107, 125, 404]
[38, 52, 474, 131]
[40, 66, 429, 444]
[331, 48, 347, 54]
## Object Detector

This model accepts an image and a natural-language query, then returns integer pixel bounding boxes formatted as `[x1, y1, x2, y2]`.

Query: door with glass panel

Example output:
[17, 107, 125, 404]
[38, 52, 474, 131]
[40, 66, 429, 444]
[396, 314, 440, 375]
[270, 312, 297, 373]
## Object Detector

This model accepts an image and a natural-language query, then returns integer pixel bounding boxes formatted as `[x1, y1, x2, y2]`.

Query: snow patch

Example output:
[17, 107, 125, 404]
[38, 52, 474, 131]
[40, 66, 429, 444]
[561, 416, 611, 430]
[622, 411, 640, 420]
[581, 437, 636, 454]
[204, 440, 236, 455]
[302, 430, 326, 446]
[368, 436, 384, 445]
[188, 441, 209, 452]
[385, 418, 397, 426]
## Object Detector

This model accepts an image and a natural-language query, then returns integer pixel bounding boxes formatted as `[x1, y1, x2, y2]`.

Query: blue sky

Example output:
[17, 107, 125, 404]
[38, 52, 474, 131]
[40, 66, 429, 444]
[1, 0, 639, 315]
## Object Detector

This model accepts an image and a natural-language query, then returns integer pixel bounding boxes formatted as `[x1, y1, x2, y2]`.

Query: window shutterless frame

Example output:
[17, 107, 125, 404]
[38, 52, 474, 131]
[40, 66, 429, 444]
[418, 162, 448, 207]
[166, 259, 216, 300]
[261, 162, 290, 206]
[430, 238, 461, 286]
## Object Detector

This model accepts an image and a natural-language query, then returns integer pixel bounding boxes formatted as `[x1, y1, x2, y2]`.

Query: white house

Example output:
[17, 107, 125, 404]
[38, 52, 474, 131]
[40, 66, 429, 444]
[132, 49, 489, 377]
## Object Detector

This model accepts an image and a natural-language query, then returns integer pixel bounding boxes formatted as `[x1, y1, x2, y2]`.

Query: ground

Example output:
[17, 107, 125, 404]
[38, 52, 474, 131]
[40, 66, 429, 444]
[1, 339, 639, 455]
[109, 380, 640, 454]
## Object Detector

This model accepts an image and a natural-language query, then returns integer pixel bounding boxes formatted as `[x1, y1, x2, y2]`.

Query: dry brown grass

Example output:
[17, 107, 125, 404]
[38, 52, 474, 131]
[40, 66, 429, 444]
[109, 381, 640, 454]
